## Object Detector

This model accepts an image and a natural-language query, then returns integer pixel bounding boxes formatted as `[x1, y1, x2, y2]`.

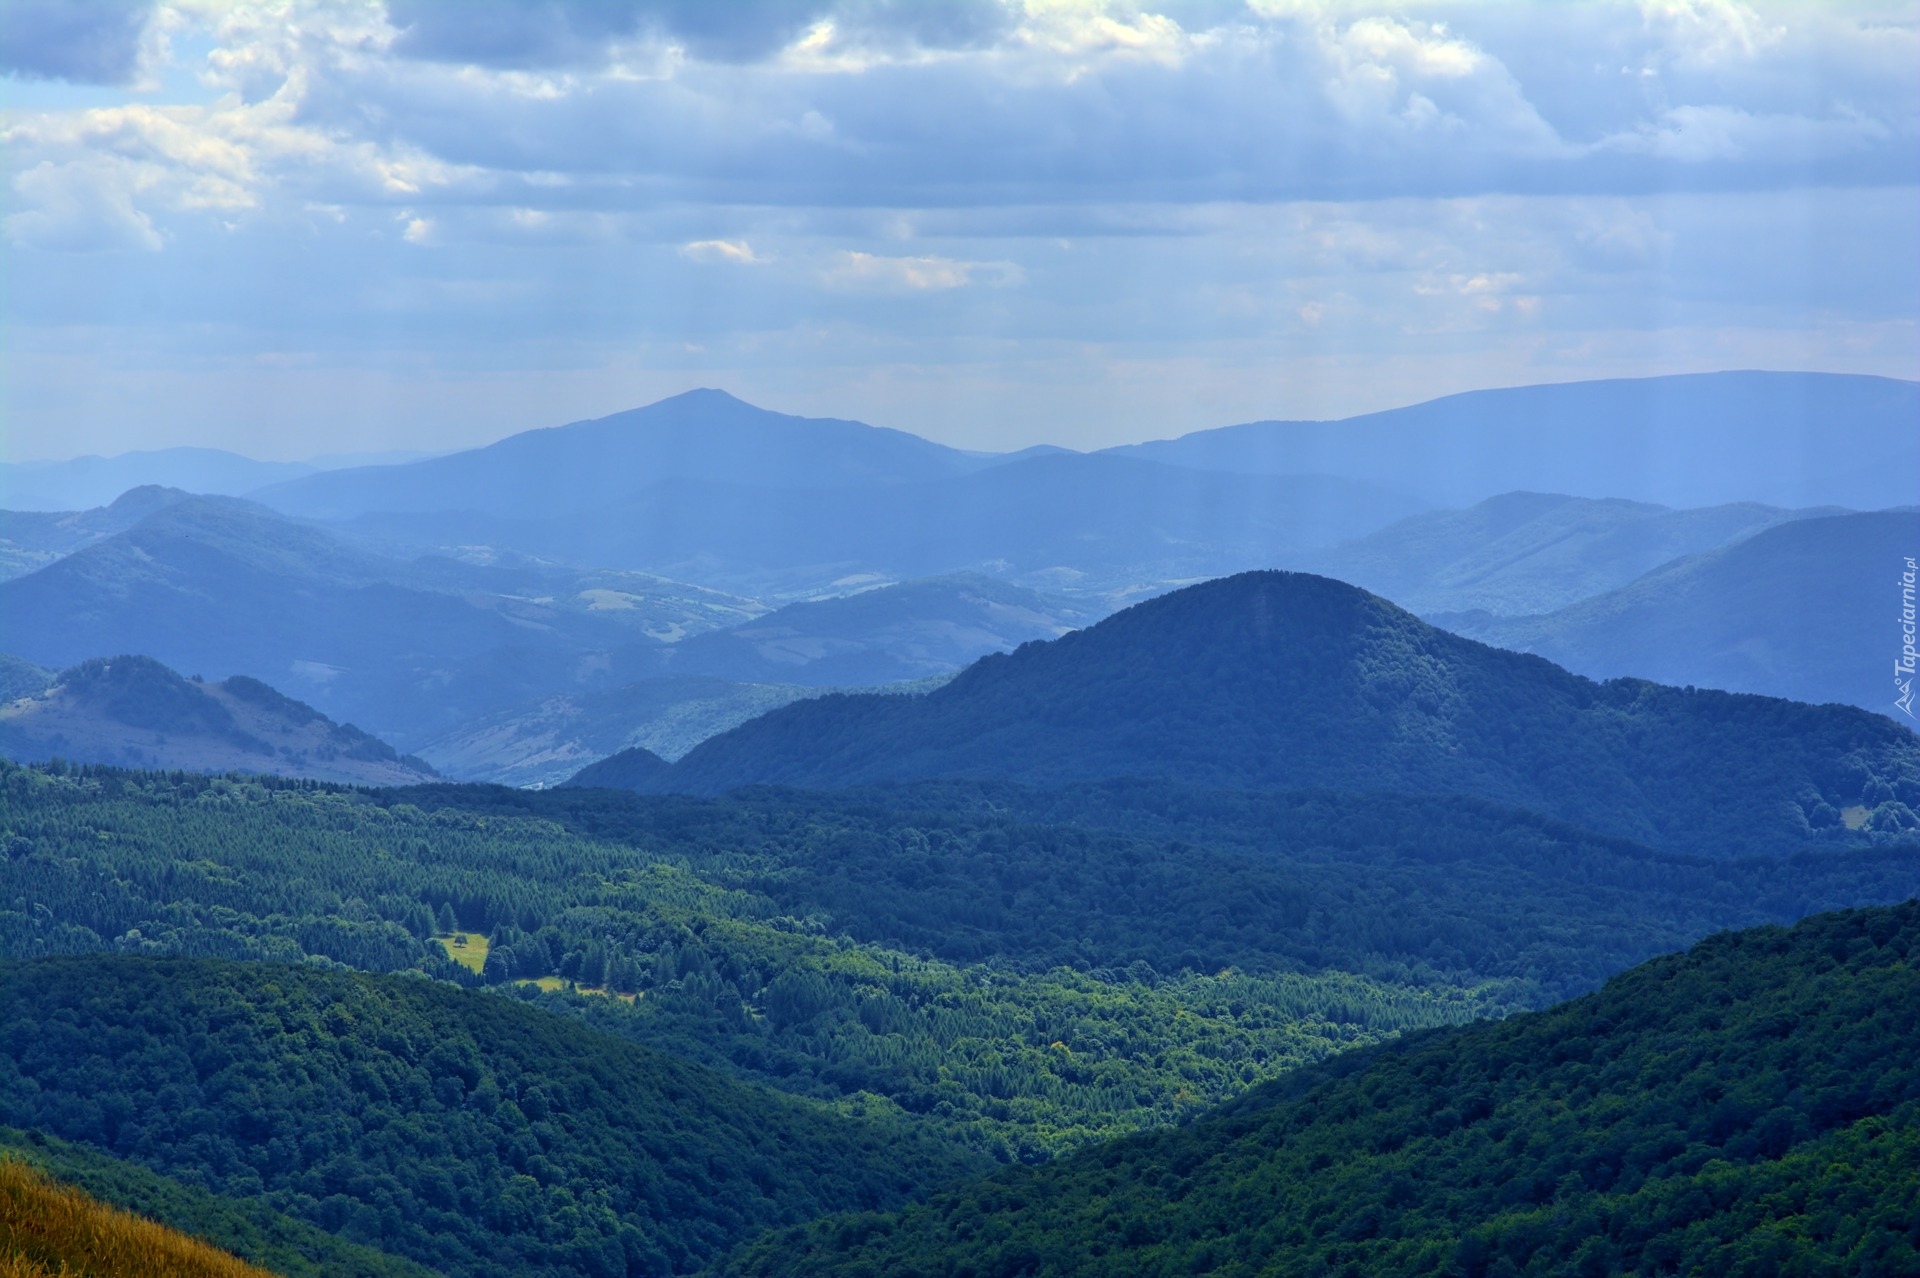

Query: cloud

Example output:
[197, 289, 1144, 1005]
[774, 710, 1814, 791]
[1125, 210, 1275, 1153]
[822, 250, 1022, 291]
[6, 158, 164, 250]
[681, 238, 763, 264]
[384, 0, 1014, 69]
[0, 0, 158, 85]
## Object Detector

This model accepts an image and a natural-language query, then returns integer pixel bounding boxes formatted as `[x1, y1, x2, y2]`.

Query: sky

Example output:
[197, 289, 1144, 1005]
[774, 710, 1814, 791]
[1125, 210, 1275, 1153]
[2, 0, 1916, 460]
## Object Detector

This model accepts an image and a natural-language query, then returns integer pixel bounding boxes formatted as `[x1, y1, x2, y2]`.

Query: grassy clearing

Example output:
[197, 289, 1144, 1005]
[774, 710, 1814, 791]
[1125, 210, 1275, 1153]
[0, 1158, 276, 1278]
[433, 932, 488, 974]
[1842, 804, 1872, 830]
[517, 976, 637, 1002]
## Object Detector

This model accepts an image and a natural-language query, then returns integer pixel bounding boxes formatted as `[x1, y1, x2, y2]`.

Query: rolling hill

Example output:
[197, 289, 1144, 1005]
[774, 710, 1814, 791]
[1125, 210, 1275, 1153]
[0, 955, 984, 1278]
[0, 655, 438, 785]
[1437, 510, 1920, 718]
[593, 571, 1920, 858]
[1109, 371, 1920, 510]
[1299, 490, 1837, 618]
[726, 902, 1920, 1277]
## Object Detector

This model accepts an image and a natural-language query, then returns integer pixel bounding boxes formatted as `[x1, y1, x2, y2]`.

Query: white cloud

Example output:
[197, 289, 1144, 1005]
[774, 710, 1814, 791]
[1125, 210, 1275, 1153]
[681, 238, 764, 264]
[822, 250, 1022, 292]
[6, 159, 165, 251]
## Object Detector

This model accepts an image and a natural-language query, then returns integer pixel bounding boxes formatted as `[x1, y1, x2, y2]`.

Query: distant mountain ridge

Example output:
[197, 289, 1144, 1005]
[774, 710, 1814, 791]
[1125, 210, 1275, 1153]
[1108, 372, 1919, 510]
[1300, 490, 1842, 618]
[579, 571, 1920, 858]
[1437, 510, 1920, 718]
[0, 655, 438, 785]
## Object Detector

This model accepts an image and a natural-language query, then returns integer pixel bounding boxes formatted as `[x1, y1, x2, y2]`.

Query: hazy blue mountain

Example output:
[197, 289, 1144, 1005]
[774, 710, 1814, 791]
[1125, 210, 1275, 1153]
[1436, 510, 1920, 719]
[596, 571, 1920, 858]
[0, 654, 438, 785]
[642, 573, 1100, 685]
[0, 496, 703, 748]
[1109, 372, 1919, 510]
[416, 676, 821, 786]
[0, 485, 193, 581]
[254, 388, 995, 521]
[329, 452, 1424, 600]
[1299, 491, 1841, 617]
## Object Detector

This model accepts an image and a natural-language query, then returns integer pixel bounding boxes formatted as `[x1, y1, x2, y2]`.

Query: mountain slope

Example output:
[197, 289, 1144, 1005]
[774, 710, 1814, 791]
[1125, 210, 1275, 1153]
[0, 956, 984, 1278]
[629, 571, 1920, 857]
[1109, 371, 1920, 510]
[1301, 490, 1836, 617]
[726, 902, 1920, 1277]
[0, 656, 438, 785]
[1438, 510, 1920, 718]
[255, 389, 989, 520]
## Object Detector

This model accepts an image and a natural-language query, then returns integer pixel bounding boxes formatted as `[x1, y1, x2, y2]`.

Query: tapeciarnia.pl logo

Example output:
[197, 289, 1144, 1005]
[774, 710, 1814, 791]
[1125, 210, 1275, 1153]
[1898, 556, 1917, 719]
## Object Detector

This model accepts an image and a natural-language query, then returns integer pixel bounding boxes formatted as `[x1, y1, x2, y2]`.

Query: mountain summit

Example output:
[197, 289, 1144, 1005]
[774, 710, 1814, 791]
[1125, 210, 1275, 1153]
[586, 571, 1920, 857]
[254, 389, 993, 521]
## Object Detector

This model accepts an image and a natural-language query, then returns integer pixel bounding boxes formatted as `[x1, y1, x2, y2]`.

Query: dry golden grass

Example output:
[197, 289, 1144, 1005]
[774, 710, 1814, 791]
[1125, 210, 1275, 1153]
[0, 1158, 277, 1278]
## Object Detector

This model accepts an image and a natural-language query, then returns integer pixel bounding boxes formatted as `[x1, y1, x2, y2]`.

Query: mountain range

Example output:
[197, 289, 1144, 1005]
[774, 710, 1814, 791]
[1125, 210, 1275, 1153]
[1110, 371, 1920, 510]
[0, 654, 437, 785]
[577, 570, 1920, 858]
[0, 495, 763, 750]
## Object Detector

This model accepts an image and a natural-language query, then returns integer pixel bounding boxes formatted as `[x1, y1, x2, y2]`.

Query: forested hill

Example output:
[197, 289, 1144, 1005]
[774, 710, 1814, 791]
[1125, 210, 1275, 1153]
[594, 572, 1920, 858]
[0, 956, 984, 1278]
[725, 901, 1920, 1277]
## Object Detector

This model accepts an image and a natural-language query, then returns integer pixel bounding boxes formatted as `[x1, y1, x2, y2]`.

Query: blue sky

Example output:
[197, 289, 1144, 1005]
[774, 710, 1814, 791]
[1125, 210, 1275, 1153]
[3, 0, 1916, 459]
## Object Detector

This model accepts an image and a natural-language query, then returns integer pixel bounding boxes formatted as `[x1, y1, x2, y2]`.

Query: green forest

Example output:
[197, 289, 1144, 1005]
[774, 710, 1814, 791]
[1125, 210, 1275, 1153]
[726, 902, 1920, 1277]
[1, 757, 1916, 1274]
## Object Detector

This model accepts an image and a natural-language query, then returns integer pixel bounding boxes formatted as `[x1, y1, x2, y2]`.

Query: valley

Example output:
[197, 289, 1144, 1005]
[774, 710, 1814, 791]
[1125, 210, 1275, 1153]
[0, 375, 1915, 1276]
